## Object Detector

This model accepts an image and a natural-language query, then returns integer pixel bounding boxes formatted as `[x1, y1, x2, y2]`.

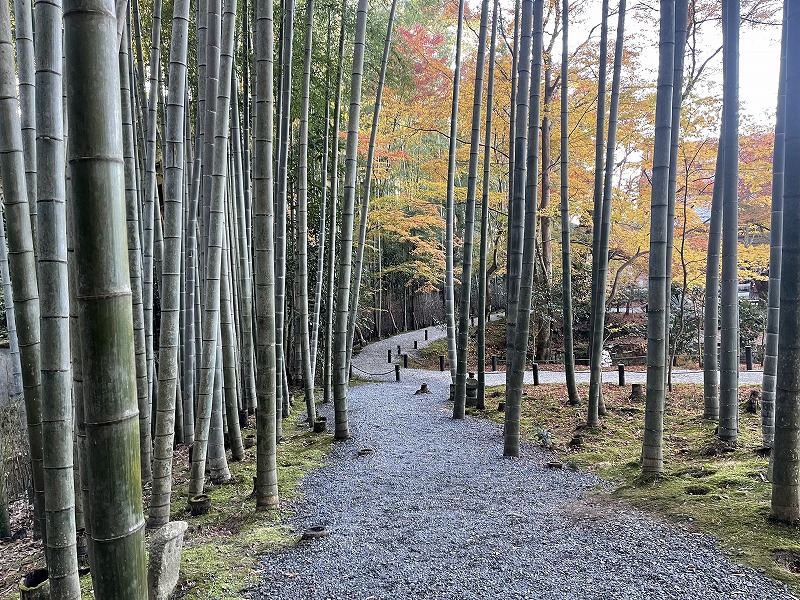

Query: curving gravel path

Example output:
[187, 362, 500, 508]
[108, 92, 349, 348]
[349, 318, 764, 387]
[254, 325, 789, 600]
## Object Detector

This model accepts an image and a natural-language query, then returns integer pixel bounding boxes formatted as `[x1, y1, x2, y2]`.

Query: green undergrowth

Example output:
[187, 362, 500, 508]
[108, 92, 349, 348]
[171, 416, 333, 599]
[1, 397, 334, 600]
[409, 319, 507, 371]
[469, 382, 800, 595]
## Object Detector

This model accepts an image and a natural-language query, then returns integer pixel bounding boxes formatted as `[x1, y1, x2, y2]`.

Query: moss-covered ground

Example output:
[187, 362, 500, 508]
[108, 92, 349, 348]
[469, 382, 800, 595]
[1, 403, 333, 600]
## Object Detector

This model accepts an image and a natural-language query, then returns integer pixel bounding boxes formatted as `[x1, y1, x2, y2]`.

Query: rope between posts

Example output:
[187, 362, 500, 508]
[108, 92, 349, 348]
[351, 364, 398, 377]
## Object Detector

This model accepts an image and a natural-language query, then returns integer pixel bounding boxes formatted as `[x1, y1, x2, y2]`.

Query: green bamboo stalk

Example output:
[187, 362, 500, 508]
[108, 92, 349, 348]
[761, 4, 787, 449]
[275, 0, 296, 430]
[323, 0, 347, 406]
[454, 0, 490, 418]
[588, 0, 627, 427]
[504, 0, 544, 458]
[664, 0, 688, 390]
[345, 0, 398, 380]
[35, 0, 79, 590]
[560, 0, 580, 406]
[64, 0, 147, 590]
[148, 0, 191, 528]
[13, 0, 37, 240]
[444, 0, 466, 383]
[253, 0, 279, 508]
[190, 0, 238, 496]
[0, 0, 45, 541]
[642, 0, 676, 474]
[121, 24, 151, 492]
[140, 0, 164, 484]
[332, 0, 369, 440]
[770, 0, 800, 522]
[587, 0, 610, 425]
[477, 0, 499, 411]
[208, 337, 230, 483]
[505, 0, 520, 354]
[718, 0, 740, 442]
[221, 221, 244, 460]
[311, 18, 332, 381]
[0, 206, 21, 542]
[296, 0, 318, 423]
[230, 73, 256, 413]
[504, 0, 532, 419]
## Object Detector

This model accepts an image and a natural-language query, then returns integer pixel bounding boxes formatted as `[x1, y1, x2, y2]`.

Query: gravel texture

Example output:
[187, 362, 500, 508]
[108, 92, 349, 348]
[254, 327, 790, 600]
[348, 318, 764, 387]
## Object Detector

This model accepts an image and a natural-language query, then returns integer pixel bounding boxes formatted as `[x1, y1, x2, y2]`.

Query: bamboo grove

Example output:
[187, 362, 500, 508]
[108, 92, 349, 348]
[0, 0, 798, 594]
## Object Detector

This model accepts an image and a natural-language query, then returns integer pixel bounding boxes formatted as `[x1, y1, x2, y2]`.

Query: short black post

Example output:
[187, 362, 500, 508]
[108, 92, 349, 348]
[491, 355, 498, 371]
[439, 355, 445, 372]
[395, 364, 401, 382]
[745, 345, 753, 371]
[425, 329, 428, 340]
[414, 340, 418, 349]
[397, 344, 401, 355]
[387, 349, 392, 363]
[350, 364, 354, 379]
[532, 363, 540, 386]
[403, 353, 408, 368]
[618, 364, 625, 387]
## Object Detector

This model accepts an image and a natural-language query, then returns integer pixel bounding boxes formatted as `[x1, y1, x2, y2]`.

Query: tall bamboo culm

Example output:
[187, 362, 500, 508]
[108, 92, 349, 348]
[332, 0, 370, 440]
[36, 0, 80, 588]
[0, 0, 46, 540]
[64, 0, 148, 591]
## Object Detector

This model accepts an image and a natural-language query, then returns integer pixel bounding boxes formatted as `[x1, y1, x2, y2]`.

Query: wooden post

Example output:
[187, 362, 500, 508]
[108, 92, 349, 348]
[532, 363, 539, 386]
[395, 364, 400, 382]
[387, 349, 392, 363]
[414, 340, 418, 349]
[618, 364, 625, 386]
[439, 356, 445, 372]
[403, 354, 408, 368]
[491, 355, 498, 371]
[425, 329, 428, 340]
[745, 345, 753, 371]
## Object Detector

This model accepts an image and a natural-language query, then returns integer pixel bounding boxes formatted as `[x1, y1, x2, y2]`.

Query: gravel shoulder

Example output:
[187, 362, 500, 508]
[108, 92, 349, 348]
[255, 327, 792, 600]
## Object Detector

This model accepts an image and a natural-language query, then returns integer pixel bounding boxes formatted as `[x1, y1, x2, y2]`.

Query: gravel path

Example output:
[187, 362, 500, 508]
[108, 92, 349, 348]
[255, 326, 792, 600]
[350, 318, 764, 387]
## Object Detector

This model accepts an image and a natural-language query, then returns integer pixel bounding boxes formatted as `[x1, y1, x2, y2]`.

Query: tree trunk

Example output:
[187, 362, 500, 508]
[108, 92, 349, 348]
[770, 0, 800, 522]
[454, 0, 490, 418]
[0, 0, 45, 541]
[587, 0, 609, 425]
[718, 0, 740, 442]
[762, 5, 787, 449]
[147, 0, 191, 528]
[13, 0, 37, 240]
[64, 0, 148, 590]
[323, 2, 347, 405]
[332, 0, 370, 440]
[189, 0, 238, 496]
[505, 0, 544, 458]
[561, 0, 580, 406]
[253, 0, 280, 510]
[346, 0, 398, 378]
[311, 18, 333, 381]
[642, 0, 675, 474]
[444, 0, 466, 383]
[477, 0, 499, 411]
[297, 0, 318, 423]
[35, 0, 79, 589]
[274, 0, 295, 437]
[588, 0, 626, 427]
[504, 0, 533, 455]
[665, 0, 688, 391]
